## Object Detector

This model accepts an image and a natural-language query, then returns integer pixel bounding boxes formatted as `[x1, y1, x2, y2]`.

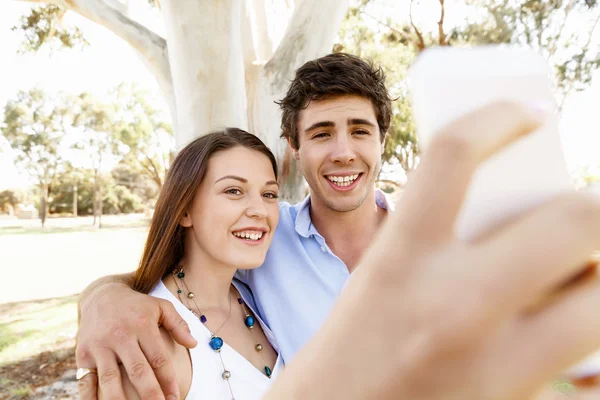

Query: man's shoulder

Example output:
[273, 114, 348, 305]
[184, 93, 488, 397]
[277, 199, 305, 225]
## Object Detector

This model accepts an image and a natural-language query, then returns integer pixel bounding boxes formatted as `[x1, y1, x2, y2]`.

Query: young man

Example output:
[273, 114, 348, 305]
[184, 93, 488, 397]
[77, 53, 394, 399]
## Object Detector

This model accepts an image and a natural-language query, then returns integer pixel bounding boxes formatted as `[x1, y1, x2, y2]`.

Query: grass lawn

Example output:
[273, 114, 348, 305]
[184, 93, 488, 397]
[0, 295, 78, 399]
[0, 215, 149, 399]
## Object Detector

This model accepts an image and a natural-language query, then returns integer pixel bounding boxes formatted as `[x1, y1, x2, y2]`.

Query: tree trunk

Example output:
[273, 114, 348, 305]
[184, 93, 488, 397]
[160, 0, 248, 147]
[39, 183, 48, 227]
[98, 183, 103, 229]
[27, 0, 351, 202]
[73, 185, 78, 217]
[92, 167, 98, 226]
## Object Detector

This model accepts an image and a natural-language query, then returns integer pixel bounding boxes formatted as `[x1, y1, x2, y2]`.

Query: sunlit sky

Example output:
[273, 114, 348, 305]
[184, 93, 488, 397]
[1, 0, 599, 190]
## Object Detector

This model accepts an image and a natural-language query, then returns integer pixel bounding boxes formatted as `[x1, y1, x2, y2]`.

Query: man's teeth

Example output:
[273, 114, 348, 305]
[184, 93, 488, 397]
[233, 231, 264, 241]
[327, 174, 359, 187]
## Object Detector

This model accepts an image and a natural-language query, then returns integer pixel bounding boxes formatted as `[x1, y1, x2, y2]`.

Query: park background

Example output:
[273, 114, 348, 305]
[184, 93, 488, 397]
[2, 0, 600, 398]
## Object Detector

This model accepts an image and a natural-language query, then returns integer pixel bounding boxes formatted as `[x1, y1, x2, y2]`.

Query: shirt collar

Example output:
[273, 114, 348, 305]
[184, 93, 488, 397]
[293, 189, 394, 238]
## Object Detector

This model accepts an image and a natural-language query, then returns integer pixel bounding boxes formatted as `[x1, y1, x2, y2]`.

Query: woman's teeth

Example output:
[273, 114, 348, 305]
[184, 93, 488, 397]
[233, 231, 263, 241]
[327, 174, 359, 187]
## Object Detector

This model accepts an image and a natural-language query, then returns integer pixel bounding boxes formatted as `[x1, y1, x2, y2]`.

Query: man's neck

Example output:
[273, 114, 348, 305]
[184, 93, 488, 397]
[309, 190, 387, 272]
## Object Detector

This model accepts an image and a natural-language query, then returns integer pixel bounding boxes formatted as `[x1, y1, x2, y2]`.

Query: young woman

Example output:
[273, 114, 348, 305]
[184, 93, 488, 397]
[101, 128, 283, 400]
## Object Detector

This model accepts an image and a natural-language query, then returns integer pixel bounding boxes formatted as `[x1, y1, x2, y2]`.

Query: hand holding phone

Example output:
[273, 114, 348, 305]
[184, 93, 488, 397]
[407, 44, 599, 381]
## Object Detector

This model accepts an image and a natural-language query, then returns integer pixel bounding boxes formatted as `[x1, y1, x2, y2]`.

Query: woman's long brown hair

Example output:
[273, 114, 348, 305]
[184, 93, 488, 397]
[133, 128, 278, 294]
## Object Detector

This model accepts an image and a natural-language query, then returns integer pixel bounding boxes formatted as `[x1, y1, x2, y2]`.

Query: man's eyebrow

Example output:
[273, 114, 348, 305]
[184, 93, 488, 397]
[348, 118, 376, 127]
[215, 175, 248, 184]
[304, 121, 335, 133]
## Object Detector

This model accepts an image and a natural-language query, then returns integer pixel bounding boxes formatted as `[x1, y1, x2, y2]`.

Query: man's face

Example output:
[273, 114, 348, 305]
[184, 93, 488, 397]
[294, 95, 383, 212]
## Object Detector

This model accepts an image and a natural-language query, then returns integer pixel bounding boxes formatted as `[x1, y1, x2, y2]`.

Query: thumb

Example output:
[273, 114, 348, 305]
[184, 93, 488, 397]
[157, 299, 197, 348]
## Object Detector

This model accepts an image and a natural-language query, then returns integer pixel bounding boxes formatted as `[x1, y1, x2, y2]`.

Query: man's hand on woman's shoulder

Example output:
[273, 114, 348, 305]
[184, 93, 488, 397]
[76, 277, 197, 400]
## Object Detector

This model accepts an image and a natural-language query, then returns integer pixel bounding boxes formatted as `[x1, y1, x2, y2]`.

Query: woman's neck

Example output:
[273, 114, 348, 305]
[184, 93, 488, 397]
[173, 252, 237, 312]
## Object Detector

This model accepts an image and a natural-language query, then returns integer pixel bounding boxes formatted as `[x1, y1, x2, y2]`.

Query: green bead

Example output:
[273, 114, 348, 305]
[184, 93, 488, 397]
[177, 271, 185, 279]
[177, 289, 182, 294]
[264, 366, 272, 377]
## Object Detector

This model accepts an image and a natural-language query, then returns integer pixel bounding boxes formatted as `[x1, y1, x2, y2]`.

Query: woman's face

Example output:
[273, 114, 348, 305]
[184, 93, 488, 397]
[181, 146, 280, 270]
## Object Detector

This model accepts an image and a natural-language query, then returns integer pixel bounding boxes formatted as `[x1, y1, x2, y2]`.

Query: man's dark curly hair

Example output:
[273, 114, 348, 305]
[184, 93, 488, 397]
[277, 53, 393, 149]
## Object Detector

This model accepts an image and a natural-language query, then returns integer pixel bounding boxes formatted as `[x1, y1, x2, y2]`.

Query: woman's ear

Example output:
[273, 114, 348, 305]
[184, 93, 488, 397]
[180, 211, 192, 228]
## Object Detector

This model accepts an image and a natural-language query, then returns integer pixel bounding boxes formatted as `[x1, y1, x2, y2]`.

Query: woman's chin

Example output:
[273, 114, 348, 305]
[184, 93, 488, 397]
[229, 254, 267, 271]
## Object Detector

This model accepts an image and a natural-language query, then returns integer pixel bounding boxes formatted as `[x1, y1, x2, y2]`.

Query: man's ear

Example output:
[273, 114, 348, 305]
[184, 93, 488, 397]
[180, 211, 192, 228]
[287, 138, 300, 161]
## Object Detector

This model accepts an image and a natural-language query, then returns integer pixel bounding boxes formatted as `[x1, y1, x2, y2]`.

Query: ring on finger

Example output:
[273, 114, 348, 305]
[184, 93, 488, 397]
[76, 367, 98, 381]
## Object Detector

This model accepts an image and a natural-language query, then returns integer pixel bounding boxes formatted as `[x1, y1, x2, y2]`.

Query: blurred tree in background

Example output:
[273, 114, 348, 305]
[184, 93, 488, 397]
[8, 0, 600, 194]
[1, 85, 171, 225]
[1, 89, 68, 226]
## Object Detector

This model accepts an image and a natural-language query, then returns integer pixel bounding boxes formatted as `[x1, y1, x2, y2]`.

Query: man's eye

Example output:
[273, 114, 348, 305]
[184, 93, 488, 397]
[354, 129, 370, 135]
[225, 188, 242, 195]
[313, 132, 329, 139]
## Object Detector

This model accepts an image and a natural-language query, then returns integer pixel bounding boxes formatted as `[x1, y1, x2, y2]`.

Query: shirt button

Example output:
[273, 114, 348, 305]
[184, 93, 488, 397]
[320, 246, 327, 252]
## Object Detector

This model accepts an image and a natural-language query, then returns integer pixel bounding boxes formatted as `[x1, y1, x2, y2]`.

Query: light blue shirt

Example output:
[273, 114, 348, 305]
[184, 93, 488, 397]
[237, 191, 391, 363]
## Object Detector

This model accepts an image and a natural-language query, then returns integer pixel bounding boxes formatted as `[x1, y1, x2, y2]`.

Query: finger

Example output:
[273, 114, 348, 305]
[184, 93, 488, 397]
[95, 348, 126, 400]
[527, 261, 598, 313]
[571, 388, 600, 400]
[476, 192, 600, 313]
[534, 384, 600, 400]
[507, 275, 600, 390]
[396, 100, 544, 245]
[77, 371, 98, 400]
[117, 340, 165, 400]
[139, 329, 180, 400]
[158, 299, 197, 348]
[532, 384, 571, 400]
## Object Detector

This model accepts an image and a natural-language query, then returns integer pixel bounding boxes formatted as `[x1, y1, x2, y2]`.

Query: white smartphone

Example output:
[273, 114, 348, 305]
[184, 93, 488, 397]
[407, 45, 598, 380]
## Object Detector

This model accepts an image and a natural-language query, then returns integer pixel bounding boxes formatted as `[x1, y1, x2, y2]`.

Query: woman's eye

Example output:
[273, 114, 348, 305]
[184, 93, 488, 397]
[263, 192, 279, 199]
[225, 188, 242, 195]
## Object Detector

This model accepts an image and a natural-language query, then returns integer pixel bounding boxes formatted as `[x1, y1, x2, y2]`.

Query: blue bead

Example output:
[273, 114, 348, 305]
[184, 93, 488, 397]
[244, 316, 255, 328]
[265, 366, 272, 377]
[237, 297, 243, 305]
[200, 315, 207, 323]
[209, 336, 223, 351]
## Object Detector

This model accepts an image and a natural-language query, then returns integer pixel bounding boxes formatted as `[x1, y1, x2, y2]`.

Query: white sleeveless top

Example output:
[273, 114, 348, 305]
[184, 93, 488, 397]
[149, 279, 284, 400]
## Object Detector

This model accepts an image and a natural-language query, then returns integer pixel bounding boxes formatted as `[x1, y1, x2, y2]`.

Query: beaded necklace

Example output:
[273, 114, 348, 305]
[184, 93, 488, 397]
[171, 266, 272, 400]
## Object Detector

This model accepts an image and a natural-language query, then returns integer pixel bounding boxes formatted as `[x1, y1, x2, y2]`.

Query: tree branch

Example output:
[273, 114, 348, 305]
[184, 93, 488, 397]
[46, 7, 67, 40]
[558, 11, 600, 112]
[360, 10, 411, 41]
[438, 0, 446, 46]
[241, 1, 258, 70]
[266, 0, 350, 78]
[410, 0, 426, 51]
[138, 149, 163, 188]
[248, 0, 273, 62]
[17, 0, 172, 113]
[550, 0, 576, 57]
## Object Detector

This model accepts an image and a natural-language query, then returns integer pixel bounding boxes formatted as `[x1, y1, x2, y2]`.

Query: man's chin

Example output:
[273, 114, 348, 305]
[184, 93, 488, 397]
[323, 196, 365, 213]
